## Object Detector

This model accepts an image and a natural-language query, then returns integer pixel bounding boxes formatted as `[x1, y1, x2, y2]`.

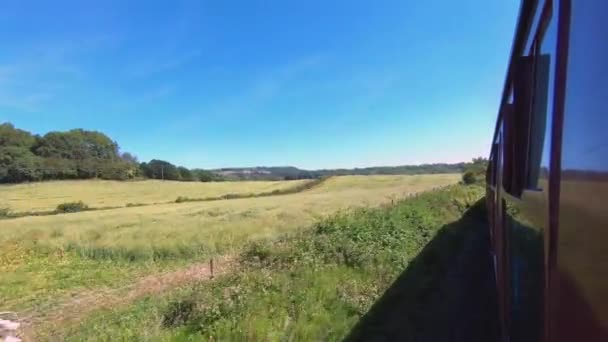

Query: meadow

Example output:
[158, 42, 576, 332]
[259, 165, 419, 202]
[0, 178, 312, 213]
[0, 173, 459, 338]
[56, 183, 489, 341]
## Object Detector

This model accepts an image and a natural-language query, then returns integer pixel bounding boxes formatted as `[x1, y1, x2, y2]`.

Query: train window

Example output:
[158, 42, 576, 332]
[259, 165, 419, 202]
[506, 2, 558, 341]
[490, 142, 499, 186]
[525, 0, 546, 53]
[527, 49, 550, 190]
[502, 102, 515, 193]
[511, 56, 535, 197]
[503, 10, 552, 196]
[538, 2, 558, 184]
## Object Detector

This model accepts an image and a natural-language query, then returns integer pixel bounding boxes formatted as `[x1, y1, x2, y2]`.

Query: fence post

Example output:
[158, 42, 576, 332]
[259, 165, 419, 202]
[210, 258, 214, 279]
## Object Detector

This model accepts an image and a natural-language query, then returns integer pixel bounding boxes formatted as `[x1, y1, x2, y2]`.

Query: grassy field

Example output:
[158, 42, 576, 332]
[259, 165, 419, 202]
[0, 174, 459, 323]
[0, 178, 311, 213]
[56, 183, 487, 341]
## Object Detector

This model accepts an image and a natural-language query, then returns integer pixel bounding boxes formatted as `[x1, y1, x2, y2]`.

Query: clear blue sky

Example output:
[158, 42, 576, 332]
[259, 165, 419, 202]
[0, 0, 519, 169]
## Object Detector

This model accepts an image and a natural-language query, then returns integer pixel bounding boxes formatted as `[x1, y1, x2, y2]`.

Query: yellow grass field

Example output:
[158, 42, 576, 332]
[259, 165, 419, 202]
[0, 178, 311, 213]
[0, 174, 459, 320]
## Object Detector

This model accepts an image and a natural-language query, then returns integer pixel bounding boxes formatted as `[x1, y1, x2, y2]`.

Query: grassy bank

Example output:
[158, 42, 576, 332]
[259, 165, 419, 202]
[59, 183, 486, 340]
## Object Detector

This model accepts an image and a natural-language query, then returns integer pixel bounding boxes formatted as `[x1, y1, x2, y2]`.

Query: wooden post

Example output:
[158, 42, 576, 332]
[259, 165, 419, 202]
[210, 258, 214, 279]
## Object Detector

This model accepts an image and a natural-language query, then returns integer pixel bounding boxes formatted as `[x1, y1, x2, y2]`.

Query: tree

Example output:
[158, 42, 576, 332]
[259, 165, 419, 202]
[0, 123, 36, 148]
[177, 166, 194, 181]
[191, 169, 220, 182]
[145, 159, 179, 180]
[0, 122, 143, 183]
[462, 157, 488, 185]
[0, 146, 45, 183]
[462, 171, 477, 185]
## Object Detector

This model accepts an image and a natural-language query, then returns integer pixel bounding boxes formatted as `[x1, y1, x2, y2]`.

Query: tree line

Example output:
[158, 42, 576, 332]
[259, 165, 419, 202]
[216, 163, 469, 181]
[0, 123, 221, 184]
[1, 122, 484, 184]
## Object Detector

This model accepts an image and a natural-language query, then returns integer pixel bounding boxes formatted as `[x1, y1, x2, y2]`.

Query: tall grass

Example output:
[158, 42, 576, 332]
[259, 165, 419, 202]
[0, 178, 313, 213]
[0, 174, 461, 320]
[63, 184, 485, 340]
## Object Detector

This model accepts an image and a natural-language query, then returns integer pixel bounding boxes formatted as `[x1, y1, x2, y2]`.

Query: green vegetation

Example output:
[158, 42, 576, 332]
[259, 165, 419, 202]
[1, 122, 471, 184]
[58, 184, 485, 340]
[462, 157, 488, 185]
[215, 164, 469, 181]
[55, 201, 89, 213]
[0, 123, 140, 183]
[0, 123, 222, 184]
[0, 174, 460, 339]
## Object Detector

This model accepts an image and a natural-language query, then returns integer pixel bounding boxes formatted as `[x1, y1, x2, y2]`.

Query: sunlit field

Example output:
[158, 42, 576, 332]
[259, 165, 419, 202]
[0, 174, 459, 338]
[56, 181, 484, 341]
[0, 178, 311, 213]
[0, 174, 459, 312]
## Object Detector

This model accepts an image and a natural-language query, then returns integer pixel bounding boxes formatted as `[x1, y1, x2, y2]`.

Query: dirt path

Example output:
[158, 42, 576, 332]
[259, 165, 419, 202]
[16, 255, 234, 340]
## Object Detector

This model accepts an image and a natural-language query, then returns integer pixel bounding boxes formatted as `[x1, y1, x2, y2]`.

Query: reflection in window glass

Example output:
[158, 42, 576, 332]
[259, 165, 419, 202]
[561, 2, 608, 172]
[539, 5, 558, 182]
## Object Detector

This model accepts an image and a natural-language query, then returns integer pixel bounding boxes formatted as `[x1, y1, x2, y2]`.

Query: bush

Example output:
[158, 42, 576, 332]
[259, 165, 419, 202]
[175, 196, 191, 203]
[0, 207, 10, 217]
[56, 201, 88, 213]
[162, 299, 197, 328]
[462, 171, 477, 185]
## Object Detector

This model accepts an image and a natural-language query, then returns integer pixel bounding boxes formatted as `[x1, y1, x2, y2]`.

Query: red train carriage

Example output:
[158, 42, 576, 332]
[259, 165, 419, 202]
[486, 0, 608, 341]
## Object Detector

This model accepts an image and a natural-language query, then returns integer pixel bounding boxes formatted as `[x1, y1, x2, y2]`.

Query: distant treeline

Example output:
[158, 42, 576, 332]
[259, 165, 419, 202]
[1, 122, 475, 184]
[0, 123, 221, 184]
[215, 163, 468, 181]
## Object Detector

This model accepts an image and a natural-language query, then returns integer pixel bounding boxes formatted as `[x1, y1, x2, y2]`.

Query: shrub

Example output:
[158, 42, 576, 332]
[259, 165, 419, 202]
[0, 207, 10, 217]
[175, 196, 190, 203]
[56, 201, 88, 213]
[242, 240, 274, 265]
[162, 299, 197, 328]
[462, 171, 477, 185]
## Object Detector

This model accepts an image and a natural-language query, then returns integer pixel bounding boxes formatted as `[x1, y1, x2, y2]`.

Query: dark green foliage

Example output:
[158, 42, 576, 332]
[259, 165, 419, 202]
[177, 166, 195, 181]
[140, 159, 180, 180]
[0, 207, 10, 217]
[0, 122, 139, 183]
[462, 171, 477, 184]
[462, 157, 488, 185]
[217, 164, 468, 181]
[56, 201, 89, 213]
[191, 169, 222, 182]
[162, 299, 197, 328]
[175, 196, 190, 203]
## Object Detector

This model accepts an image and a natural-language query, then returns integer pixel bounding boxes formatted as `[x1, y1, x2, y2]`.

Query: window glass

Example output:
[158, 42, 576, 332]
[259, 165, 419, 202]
[508, 3, 557, 341]
[539, 4, 558, 184]
[525, 0, 546, 53]
[561, 2, 608, 172]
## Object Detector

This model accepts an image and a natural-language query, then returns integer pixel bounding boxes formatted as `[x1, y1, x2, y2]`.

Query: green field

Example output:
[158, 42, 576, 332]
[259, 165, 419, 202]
[0, 174, 460, 339]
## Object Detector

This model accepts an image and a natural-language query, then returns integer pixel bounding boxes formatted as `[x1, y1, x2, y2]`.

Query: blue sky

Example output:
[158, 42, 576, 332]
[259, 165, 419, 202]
[0, 0, 519, 169]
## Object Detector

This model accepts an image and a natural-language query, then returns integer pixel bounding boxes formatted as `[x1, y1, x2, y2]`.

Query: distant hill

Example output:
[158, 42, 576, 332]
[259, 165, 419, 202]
[213, 163, 466, 181]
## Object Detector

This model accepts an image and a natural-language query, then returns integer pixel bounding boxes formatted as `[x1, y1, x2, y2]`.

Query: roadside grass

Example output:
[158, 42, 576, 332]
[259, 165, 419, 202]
[59, 183, 485, 341]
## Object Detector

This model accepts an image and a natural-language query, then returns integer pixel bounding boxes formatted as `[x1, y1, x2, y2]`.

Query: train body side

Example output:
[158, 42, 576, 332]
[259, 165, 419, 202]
[486, 1, 608, 341]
